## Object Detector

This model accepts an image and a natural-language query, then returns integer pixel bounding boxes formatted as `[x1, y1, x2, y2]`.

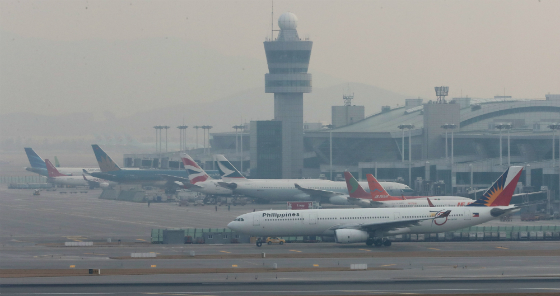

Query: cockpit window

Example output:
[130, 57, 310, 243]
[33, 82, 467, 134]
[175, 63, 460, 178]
[234, 218, 244, 221]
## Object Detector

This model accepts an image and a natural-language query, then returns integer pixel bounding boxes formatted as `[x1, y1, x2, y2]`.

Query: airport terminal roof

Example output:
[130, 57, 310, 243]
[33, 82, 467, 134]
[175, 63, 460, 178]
[313, 99, 560, 135]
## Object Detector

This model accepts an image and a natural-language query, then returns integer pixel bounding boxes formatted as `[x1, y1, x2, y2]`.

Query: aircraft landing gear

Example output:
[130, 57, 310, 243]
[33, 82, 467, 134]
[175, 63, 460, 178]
[383, 239, 392, 246]
[366, 239, 374, 246]
[256, 238, 263, 247]
[373, 239, 383, 247]
[367, 238, 391, 247]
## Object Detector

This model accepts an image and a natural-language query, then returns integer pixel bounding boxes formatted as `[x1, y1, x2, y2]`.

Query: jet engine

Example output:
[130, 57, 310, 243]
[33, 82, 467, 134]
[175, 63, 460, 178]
[99, 182, 111, 189]
[335, 229, 369, 244]
[329, 196, 350, 205]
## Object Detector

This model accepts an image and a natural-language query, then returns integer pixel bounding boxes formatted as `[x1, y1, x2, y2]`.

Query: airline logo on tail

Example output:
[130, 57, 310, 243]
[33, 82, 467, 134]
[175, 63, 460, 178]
[215, 155, 245, 179]
[181, 154, 210, 184]
[45, 159, 65, 178]
[92, 145, 121, 172]
[468, 166, 523, 207]
[24, 148, 47, 169]
[366, 174, 393, 200]
[343, 172, 370, 199]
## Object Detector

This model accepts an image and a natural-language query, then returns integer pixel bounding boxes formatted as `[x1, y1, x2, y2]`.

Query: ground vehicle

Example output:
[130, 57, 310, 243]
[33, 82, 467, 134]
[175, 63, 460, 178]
[266, 237, 285, 245]
[33, 190, 40, 196]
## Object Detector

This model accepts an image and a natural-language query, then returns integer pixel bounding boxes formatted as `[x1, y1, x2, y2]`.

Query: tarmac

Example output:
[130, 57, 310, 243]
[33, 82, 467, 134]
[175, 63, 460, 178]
[1, 186, 560, 295]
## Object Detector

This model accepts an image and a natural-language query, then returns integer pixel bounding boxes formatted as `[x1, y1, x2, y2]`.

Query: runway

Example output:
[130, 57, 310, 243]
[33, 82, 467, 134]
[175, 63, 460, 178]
[1, 187, 560, 295]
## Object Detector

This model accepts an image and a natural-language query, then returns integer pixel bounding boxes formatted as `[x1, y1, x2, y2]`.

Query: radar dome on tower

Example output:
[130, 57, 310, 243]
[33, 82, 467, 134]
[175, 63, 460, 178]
[278, 12, 298, 30]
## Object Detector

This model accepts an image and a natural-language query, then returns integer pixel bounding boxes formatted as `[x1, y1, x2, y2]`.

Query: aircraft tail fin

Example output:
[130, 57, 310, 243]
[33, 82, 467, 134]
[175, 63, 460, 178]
[467, 166, 524, 207]
[343, 172, 370, 199]
[24, 148, 46, 169]
[366, 174, 399, 201]
[214, 154, 246, 181]
[45, 159, 66, 178]
[91, 144, 121, 172]
[54, 156, 61, 167]
[181, 154, 211, 184]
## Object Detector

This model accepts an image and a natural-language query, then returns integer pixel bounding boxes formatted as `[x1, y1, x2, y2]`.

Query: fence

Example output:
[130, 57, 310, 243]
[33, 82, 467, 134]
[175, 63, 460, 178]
[0, 175, 47, 184]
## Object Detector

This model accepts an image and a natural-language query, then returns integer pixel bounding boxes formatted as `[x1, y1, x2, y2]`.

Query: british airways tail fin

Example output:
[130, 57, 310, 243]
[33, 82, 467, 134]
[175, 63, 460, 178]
[181, 154, 211, 184]
[366, 174, 400, 201]
[91, 144, 121, 172]
[45, 159, 66, 178]
[24, 148, 46, 170]
[467, 166, 523, 207]
[343, 172, 370, 199]
[214, 154, 246, 181]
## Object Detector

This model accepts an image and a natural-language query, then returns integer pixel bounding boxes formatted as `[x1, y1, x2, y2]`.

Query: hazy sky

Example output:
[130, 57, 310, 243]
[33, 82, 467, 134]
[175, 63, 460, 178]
[1, 0, 559, 117]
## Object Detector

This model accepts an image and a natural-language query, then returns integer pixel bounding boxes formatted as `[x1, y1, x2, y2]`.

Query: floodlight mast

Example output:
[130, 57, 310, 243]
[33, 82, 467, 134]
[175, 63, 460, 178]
[398, 124, 415, 186]
[435, 86, 449, 104]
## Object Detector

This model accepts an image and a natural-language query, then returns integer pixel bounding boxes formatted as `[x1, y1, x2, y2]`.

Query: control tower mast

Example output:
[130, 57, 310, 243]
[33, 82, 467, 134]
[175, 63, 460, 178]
[264, 12, 312, 178]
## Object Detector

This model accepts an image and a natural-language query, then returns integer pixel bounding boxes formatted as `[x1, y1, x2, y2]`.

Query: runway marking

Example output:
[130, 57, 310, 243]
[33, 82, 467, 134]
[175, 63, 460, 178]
[220, 251, 231, 254]
[150, 265, 156, 268]
[428, 247, 440, 251]
[136, 239, 147, 241]
[313, 264, 319, 267]
[232, 264, 238, 267]
[496, 246, 509, 249]
[380, 264, 396, 267]
[359, 249, 371, 252]
[69, 265, 75, 268]
[289, 250, 302, 252]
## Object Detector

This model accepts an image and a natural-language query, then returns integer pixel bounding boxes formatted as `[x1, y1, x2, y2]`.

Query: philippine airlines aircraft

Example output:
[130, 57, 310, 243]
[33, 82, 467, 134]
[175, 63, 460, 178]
[228, 166, 523, 247]
[45, 159, 89, 187]
[214, 155, 413, 204]
[160, 154, 233, 196]
[24, 148, 101, 177]
[344, 172, 473, 208]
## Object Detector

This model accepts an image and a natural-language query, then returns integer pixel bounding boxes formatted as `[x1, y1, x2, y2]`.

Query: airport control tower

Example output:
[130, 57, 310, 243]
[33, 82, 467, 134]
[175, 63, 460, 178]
[264, 12, 312, 178]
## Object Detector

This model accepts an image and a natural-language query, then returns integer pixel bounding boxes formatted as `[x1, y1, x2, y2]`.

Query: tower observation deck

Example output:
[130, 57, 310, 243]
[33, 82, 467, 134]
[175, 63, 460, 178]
[264, 12, 312, 178]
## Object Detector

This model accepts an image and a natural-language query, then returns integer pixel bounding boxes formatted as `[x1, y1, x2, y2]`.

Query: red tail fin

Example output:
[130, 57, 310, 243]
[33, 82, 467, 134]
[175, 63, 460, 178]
[45, 159, 65, 178]
[427, 198, 435, 207]
[343, 172, 370, 199]
[366, 174, 399, 201]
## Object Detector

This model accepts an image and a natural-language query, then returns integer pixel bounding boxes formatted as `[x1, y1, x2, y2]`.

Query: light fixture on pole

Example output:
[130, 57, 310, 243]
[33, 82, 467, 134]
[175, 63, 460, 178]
[324, 124, 334, 181]
[496, 123, 512, 167]
[398, 124, 415, 186]
[441, 124, 457, 162]
[193, 126, 201, 150]
[177, 125, 188, 151]
[153, 126, 163, 153]
[201, 126, 213, 155]
[233, 125, 244, 171]
[162, 126, 170, 153]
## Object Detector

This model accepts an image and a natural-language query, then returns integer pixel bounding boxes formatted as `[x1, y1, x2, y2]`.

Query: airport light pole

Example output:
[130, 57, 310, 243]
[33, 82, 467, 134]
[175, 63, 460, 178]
[240, 125, 244, 173]
[153, 126, 163, 153]
[496, 123, 512, 167]
[162, 126, 170, 153]
[324, 124, 334, 180]
[201, 126, 213, 156]
[233, 125, 244, 171]
[398, 124, 415, 186]
[441, 124, 457, 161]
[193, 126, 201, 150]
[177, 125, 188, 151]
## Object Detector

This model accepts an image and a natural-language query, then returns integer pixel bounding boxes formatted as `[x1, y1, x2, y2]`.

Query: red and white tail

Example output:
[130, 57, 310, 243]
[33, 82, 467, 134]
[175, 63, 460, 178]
[45, 159, 65, 178]
[181, 154, 210, 184]
[366, 174, 401, 201]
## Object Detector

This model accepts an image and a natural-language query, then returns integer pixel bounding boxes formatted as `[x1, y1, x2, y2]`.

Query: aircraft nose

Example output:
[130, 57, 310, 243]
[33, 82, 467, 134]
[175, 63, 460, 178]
[227, 221, 236, 230]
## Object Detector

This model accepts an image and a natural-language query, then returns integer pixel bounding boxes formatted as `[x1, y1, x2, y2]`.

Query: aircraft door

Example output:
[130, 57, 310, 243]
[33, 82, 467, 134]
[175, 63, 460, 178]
[464, 209, 471, 221]
[309, 213, 317, 225]
[253, 216, 260, 226]
[393, 212, 401, 220]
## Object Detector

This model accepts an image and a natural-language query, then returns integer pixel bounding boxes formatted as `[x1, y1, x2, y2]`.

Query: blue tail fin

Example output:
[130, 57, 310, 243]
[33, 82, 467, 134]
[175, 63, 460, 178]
[91, 144, 121, 172]
[24, 148, 46, 170]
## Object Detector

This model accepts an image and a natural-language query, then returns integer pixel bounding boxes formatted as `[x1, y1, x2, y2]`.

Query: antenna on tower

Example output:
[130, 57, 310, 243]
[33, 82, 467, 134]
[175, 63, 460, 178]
[271, 0, 273, 39]
[434, 86, 449, 104]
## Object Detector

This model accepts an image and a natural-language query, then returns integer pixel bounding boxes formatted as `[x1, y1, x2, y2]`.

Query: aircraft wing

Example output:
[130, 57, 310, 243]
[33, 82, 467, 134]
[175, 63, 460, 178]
[294, 183, 344, 198]
[158, 175, 201, 189]
[329, 210, 451, 233]
[218, 182, 237, 190]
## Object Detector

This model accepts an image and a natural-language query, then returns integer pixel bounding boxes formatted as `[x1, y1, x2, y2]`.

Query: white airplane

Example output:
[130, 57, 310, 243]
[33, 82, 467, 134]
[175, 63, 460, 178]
[160, 154, 233, 196]
[45, 159, 89, 187]
[344, 172, 473, 208]
[214, 154, 413, 204]
[82, 174, 118, 189]
[227, 166, 523, 247]
[25, 148, 101, 176]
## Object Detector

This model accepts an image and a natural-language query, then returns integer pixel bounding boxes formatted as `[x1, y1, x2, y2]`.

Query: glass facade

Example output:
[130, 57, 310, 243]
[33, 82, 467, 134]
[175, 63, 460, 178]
[265, 50, 311, 64]
[253, 121, 282, 179]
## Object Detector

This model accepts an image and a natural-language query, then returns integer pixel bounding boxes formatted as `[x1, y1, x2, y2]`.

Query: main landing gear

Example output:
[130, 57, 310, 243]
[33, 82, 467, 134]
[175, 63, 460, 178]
[366, 238, 392, 247]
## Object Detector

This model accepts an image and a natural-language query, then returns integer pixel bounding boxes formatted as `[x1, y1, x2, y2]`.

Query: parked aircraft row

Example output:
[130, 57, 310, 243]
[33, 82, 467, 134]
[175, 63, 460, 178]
[228, 166, 524, 247]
